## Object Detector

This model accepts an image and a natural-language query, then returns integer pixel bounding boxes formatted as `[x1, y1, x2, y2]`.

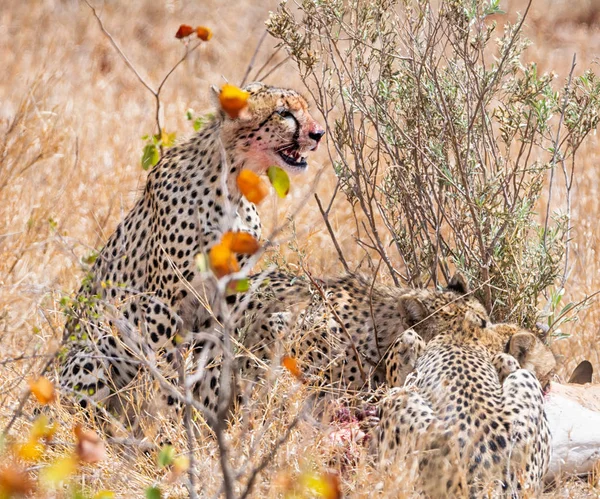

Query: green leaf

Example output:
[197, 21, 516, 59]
[195, 253, 209, 272]
[145, 487, 161, 499]
[235, 278, 250, 293]
[193, 117, 205, 131]
[157, 445, 175, 468]
[142, 144, 160, 171]
[267, 166, 290, 198]
[186, 109, 194, 120]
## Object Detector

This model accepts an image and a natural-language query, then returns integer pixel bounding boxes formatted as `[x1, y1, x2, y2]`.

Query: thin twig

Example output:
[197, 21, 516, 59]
[240, 31, 268, 87]
[543, 53, 577, 250]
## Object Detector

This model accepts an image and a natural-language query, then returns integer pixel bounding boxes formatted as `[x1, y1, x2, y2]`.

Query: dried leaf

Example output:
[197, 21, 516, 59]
[209, 243, 239, 278]
[236, 169, 269, 204]
[196, 26, 212, 41]
[219, 83, 250, 119]
[267, 166, 290, 198]
[0, 465, 35, 496]
[74, 424, 106, 464]
[175, 24, 194, 39]
[222, 231, 260, 255]
[28, 376, 55, 405]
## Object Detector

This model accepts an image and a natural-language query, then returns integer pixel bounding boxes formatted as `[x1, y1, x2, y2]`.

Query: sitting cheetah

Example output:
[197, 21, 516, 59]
[379, 314, 555, 497]
[235, 270, 490, 392]
[59, 83, 324, 420]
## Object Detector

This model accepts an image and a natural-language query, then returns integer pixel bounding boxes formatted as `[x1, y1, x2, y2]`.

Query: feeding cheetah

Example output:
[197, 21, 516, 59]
[59, 83, 324, 421]
[235, 271, 491, 392]
[379, 313, 555, 497]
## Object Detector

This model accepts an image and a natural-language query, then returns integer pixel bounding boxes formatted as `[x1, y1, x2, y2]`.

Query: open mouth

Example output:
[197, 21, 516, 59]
[278, 144, 307, 169]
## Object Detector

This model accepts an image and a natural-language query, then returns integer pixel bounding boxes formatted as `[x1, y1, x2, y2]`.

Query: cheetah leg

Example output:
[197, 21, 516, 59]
[491, 352, 521, 384]
[378, 387, 438, 463]
[239, 312, 291, 382]
[385, 328, 425, 387]
[500, 364, 550, 495]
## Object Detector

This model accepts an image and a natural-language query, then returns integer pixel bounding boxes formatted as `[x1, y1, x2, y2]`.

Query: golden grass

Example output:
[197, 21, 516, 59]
[1, 0, 600, 497]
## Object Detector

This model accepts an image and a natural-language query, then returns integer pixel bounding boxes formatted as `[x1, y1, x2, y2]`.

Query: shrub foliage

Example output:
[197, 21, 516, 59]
[268, 0, 600, 324]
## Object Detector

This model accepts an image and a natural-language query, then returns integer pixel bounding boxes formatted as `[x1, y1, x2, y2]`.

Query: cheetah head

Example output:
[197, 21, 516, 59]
[218, 82, 324, 175]
[461, 317, 557, 387]
[396, 273, 490, 342]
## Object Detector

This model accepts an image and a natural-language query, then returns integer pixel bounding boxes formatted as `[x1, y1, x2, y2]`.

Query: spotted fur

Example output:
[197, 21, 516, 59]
[235, 271, 490, 392]
[59, 83, 324, 422]
[379, 315, 554, 497]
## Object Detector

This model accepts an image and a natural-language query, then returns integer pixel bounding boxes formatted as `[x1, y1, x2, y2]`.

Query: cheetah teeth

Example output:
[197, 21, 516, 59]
[278, 146, 307, 167]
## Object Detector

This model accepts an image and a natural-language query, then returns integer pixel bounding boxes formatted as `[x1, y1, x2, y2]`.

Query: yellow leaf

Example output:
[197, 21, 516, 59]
[94, 490, 115, 499]
[40, 455, 77, 486]
[196, 26, 212, 41]
[28, 376, 56, 405]
[209, 243, 239, 278]
[236, 169, 269, 204]
[15, 440, 44, 462]
[301, 471, 341, 499]
[30, 415, 57, 442]
[267, 166, 290, 198]
[173, 455, 190, 474]
[195, 253, 209, 272]
[219, 84, 250, 119]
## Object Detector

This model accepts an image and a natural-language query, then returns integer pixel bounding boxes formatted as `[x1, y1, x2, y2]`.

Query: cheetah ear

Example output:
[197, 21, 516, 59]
[398, 296, 428, 327]
[210, 85, 222, 111]
[243, 81, 267, 94]
[568, 360, 593, 385]
[508, 331, 557, 382]
[507, 331, 535, 363]
[446, 273, 470, 295]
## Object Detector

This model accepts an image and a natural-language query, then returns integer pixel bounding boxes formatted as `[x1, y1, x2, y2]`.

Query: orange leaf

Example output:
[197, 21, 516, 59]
[219, 83, 250, 119]
[209, 243, 239, 278]
[0, 465, 35, 496]
[74, 424, 107, 464]
[196, 26, 212, 41]
[282, 356, 303, 380]
[236, 169, 269, 204]
[175, 24, 194, 39]
[28, 376, 55, 405]
[221, 231, 260, 255]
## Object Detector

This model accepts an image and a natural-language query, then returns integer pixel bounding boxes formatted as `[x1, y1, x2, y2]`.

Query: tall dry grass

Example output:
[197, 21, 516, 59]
[1, 0, 600, 497]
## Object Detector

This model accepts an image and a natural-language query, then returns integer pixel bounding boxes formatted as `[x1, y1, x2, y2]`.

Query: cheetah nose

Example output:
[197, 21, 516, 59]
[309, 129, 325, 143]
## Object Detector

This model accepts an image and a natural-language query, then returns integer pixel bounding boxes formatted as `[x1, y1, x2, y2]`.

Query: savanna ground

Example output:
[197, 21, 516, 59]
[2, 0, 600, 497]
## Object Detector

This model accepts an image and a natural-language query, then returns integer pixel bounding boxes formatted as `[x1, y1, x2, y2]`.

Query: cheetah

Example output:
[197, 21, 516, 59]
[235, 270, 490, 392]
[59, 83, 324, 421]
[378, 313, 555, 497]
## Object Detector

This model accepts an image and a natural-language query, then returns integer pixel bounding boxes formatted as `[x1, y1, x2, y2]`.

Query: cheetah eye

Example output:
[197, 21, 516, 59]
[277, 109, 294, 119]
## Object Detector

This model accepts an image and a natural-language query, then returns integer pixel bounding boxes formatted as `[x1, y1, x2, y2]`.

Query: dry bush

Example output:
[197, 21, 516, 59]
[268, 0, 600, 329]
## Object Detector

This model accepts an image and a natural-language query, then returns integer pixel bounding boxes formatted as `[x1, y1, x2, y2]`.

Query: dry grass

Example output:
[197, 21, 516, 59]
[1, 0, 600, 497]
